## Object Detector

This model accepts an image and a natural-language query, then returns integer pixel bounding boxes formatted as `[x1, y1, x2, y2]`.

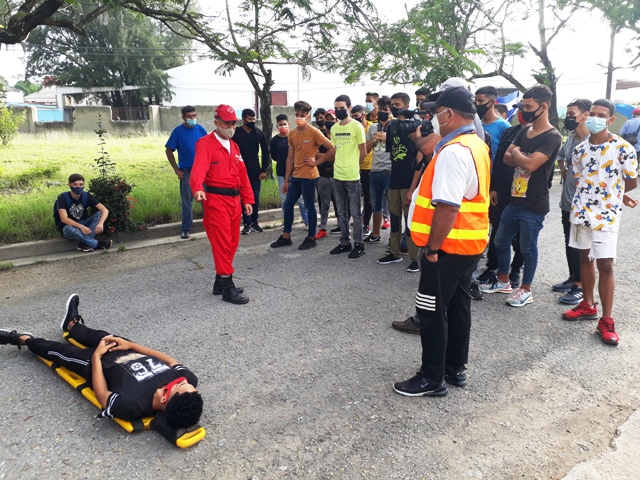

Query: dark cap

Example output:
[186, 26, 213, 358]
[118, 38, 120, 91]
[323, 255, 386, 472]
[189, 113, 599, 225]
[424, 86, 477, 114]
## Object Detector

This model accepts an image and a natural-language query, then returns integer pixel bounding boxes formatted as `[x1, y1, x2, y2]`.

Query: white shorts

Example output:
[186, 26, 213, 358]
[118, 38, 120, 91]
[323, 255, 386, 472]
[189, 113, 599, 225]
[568, 224, 618, 259]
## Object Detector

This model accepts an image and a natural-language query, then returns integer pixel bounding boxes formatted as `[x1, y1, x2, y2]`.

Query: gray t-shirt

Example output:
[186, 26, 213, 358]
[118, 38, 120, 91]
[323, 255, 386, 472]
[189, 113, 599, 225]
[559, 132, 588, 212]
[366, 123, 392, 172]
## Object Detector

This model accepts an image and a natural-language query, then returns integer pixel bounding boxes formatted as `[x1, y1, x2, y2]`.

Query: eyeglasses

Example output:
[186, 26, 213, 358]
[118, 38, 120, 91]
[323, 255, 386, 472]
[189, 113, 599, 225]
[163, 376, 187, 400]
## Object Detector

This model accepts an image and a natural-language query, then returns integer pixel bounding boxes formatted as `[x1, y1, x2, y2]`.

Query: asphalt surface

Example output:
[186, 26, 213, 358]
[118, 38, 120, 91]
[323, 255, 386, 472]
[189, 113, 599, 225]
[1, 186, 640, 479]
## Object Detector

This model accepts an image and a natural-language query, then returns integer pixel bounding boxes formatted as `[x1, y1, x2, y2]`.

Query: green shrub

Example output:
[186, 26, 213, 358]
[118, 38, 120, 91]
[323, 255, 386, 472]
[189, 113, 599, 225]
[0, 106, 25, 147]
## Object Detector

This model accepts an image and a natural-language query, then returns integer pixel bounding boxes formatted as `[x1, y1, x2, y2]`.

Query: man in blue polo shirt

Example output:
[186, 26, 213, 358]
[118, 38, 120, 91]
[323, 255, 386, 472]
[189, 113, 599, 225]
[165, 106, 208, 239]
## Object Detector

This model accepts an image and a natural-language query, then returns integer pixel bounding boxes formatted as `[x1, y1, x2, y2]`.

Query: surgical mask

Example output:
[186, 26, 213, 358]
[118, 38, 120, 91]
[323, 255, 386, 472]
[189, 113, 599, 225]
[564, 115, 578, 132]
[295, 117, 308, 127]
[377, 111, 390, 122]
[365, 102, 374, 113]
[520, 106, 543, 123]
[475, 103, 491, 119]
[324, 121, 335, 130]
[586, 116, 608, 134]
[70, 186, 84, 195]
[432, 109, 449, 137]
[278, 125, 289, 134]
[244, 121, 255, 129]
[391, 106, 401, 117]
[216, 126, 235, 139]
[186, 118, 197, 127]
[336, 109, 349, 120]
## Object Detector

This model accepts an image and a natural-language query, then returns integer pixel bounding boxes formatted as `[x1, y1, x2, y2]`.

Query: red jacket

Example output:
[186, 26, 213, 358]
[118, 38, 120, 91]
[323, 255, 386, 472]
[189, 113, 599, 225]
[190, 132, 254, 205]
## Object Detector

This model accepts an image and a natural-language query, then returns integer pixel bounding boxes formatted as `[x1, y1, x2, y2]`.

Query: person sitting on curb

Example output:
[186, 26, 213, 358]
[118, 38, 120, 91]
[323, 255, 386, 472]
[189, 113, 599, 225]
[54, 173, 112, 252]
[0, 294, 203, 429]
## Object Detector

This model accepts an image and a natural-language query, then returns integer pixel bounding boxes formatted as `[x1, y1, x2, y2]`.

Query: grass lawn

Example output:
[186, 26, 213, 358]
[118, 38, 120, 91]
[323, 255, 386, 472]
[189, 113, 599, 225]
[0, 132, 281, 245]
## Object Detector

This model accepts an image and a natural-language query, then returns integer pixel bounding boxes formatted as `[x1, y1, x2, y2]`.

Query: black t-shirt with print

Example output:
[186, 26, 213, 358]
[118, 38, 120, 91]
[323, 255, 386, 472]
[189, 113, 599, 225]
[386, 131, 416, 190]
[98, 350, 198, 421]
[54, 192, 99, 231]
[510, 125, 562, 214]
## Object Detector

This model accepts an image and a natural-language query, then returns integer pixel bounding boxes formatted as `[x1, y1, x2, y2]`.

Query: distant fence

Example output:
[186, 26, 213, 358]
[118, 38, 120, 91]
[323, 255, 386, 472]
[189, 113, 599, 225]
[111, 107, 149, 121]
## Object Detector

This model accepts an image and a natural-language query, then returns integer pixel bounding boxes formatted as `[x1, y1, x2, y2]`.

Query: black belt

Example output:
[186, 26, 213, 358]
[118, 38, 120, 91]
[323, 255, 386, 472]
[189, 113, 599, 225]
[204, 185, 240, 196]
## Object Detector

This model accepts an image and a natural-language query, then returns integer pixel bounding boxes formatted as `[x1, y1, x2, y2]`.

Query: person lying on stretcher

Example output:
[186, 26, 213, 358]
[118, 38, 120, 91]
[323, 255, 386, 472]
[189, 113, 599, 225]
[1, 294, 203, 429]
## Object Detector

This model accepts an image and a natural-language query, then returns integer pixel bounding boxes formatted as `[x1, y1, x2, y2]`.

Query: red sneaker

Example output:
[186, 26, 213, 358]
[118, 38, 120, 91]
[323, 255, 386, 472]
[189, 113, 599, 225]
[562, 301, 599, 321]
[596, 317, 619, 346]
[382, 219, 390, 230]
[314, 229, 328, 240]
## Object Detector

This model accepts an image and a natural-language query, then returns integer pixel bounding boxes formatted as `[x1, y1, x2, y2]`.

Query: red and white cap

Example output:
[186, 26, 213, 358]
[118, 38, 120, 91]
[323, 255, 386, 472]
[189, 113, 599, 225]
[215, 104, 238, 122]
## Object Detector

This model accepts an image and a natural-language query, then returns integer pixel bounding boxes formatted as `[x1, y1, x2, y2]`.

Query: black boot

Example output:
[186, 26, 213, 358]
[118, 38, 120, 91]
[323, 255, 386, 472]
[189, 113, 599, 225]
[213, 275, 245, 296]
[221, 275, 249, 304]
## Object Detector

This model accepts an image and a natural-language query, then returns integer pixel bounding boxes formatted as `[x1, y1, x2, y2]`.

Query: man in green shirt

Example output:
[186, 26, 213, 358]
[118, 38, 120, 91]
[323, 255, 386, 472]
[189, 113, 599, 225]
[306, 94, 366, 258]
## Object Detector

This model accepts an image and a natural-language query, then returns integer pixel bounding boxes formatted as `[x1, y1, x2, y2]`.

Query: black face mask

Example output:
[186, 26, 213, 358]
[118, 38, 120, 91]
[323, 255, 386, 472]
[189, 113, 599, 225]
[244, 121, 256, 129]
[336, 109, 349, 120]
[475, 102, 491, 119]
[316, 120, 325, 128]
[377, 111, 390, 122]
[520, 106, 543, 123]
[564, 115, 578, 132]
[351, 116, 363, 123]
[324, 121, 335, 130]
[391, 106, 401, 117]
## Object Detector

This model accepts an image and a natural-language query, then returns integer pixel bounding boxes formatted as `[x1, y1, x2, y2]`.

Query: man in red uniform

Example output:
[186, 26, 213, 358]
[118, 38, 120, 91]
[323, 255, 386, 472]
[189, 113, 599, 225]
[190, 104, 254, 304]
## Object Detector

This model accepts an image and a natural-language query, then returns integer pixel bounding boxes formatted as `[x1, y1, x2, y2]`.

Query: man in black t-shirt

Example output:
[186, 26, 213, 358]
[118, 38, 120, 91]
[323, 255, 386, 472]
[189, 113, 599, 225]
[54, 173, 112, 252]
[481, 85, 562, 307]
[0, 294, 203, 429]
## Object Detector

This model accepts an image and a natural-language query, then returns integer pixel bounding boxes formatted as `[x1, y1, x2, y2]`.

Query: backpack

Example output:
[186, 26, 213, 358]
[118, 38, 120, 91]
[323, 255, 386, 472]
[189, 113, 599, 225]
[53, 191, 88, 231]
[621, 122, 640, 145]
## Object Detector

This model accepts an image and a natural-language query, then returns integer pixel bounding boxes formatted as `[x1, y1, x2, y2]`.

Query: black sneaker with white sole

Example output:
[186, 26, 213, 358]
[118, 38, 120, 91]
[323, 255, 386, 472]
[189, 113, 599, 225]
[61, 293, 84, 332]
[0, 329, 33, 350]
[330, 244, 352, 255]
[77, 242, 94, 252]
[241, 224, 252, 235]
[251, 223, 263, 233]
[406, 261, 419, 273]
[444, 368, 468, 387]
[377, 253, 402, 265]
[364, 235, 381, 243]
[329, 227, 341, 235]
[393, 373, 448, 397]
[348, 243, 365, 258]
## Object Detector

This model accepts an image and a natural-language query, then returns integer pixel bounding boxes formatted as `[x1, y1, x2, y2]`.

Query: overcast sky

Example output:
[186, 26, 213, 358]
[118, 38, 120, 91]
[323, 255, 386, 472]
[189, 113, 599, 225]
[1, 0, 638, 104]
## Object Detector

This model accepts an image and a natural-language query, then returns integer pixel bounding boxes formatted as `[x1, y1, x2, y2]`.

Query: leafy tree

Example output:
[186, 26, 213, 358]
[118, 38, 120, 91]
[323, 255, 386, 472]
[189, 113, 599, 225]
[0, 106, 25, 146]
[0, 0, 118, 44]
[13, 80, 41, 95]
[24, 7, 191, 107]
[122, 0, 375, 137]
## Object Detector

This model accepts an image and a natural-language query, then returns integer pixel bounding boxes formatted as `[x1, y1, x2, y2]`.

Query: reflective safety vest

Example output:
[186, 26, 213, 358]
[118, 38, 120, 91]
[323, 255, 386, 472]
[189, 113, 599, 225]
[410, 133, 490, 255]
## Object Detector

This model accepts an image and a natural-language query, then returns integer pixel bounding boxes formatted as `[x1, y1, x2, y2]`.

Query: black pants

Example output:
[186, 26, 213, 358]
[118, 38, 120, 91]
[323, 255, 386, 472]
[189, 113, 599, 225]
[487, 196, 524, 273]
[25, 324, 113, 379]
[416, 251, 481, 382]
[360, 170, 372, 227]
[561, 210, 581, 282]
[242, 178, 261, 225]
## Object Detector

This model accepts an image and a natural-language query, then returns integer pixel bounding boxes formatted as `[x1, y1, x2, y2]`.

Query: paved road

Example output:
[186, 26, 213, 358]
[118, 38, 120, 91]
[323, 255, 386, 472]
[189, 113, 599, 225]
[1, 187, 640, 479]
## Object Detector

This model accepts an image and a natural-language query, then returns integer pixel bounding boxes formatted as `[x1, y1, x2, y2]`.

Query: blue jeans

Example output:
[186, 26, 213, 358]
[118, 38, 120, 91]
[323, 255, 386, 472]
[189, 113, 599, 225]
[180, 169, 193, 233]
[369, 171, 391, 214]
[494, 203, 546, 286]
[278, 176, 308, 225]
[62, 212, 102, 249]
[283, 177, 317, 237]
[242, 178, 261, 225]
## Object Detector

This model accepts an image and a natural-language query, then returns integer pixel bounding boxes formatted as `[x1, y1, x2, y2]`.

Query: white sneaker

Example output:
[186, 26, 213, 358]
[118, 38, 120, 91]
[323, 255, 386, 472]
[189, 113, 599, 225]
[480, 279, 513, 294]
[506, 288, 533, 307]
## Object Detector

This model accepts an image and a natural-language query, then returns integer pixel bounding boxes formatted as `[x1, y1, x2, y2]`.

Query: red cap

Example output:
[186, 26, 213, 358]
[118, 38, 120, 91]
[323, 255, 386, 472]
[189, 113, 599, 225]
[325, 109, 336, 119]
[215, 104, 238, 122]
[633, 108, 640, 116]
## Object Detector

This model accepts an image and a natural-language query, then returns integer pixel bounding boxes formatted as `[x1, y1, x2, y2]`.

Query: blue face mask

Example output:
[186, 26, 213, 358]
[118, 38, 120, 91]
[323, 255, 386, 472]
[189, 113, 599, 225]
[586, 116, 608, 134]
[365, 102, 374, 113]
[71, 186, 84, 195]
[186, 118, 197, 127]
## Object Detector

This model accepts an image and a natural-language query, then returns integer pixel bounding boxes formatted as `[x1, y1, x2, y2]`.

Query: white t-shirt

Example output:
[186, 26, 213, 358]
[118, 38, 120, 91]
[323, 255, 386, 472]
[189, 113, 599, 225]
[214, 131, 231, 153]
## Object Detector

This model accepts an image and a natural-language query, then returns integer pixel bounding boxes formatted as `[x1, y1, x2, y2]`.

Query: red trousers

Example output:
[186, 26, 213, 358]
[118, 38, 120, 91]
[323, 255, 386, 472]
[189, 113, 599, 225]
[202, 194, 241, 276]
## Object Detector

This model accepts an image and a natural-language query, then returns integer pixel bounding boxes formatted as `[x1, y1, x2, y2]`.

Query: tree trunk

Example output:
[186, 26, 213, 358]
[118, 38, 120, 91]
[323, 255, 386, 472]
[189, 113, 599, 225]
[606, 24, 616, 99]
[258, 69, 274, 140]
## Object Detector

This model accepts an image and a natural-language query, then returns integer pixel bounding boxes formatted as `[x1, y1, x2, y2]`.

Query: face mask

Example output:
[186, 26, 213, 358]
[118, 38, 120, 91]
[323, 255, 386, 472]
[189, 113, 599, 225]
[475, 103, 491, 119]
[520, 106, 543, 123]
[316, 120, 325, 128]
[217, 126, 235, 139]
[586, 116, 608, 134]
[377, 111, 390, 122]
[352, 116, 363, 123]
[324, 121, 335, 130]
[295, 117, 308, 127]
[186, 118, 197, 127]
[278, 125, 289, 134]
[564, 116, 578, 132]
[70, 186, 84, 195]
[244, 121, 255, 129]
[391, 106, 401, 117]
[365, 102, 374, 113]
[336, 109, 349, 120]
[432, 109, 449, 137]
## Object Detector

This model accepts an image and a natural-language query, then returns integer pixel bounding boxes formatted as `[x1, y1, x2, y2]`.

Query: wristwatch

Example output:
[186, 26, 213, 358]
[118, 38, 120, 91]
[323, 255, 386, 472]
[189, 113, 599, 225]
[425, 245, 438, 256]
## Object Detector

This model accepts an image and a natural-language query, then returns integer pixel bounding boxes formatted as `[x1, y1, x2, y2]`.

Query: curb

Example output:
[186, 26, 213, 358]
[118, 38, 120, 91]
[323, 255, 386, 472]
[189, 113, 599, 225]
[0, 207, 285, 265]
